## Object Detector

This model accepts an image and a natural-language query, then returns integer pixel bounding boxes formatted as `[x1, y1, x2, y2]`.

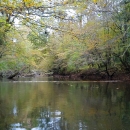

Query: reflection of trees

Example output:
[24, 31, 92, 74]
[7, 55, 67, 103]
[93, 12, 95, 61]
[25, 108, 66, 129]
[66, 82, 130, 130]
[1, 81, 130, 129]
[0, 82, 71, 129]
[0, 99, 13, 130]
[122, 84, 130, 130]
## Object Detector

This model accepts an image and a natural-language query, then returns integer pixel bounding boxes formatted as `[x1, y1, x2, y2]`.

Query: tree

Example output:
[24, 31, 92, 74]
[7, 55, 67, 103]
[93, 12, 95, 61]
[0, 17, 41, 76]
[110, 0, 130, 72]
[0, 0, 129, 79]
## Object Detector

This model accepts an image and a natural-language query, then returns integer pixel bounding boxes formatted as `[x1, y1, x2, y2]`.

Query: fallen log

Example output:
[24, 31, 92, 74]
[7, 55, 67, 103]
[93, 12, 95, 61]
[7, 66, 28, 79]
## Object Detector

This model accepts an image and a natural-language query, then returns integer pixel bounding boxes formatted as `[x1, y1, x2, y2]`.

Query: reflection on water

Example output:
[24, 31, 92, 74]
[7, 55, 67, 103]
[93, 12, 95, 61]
[0, 79, 130, 130]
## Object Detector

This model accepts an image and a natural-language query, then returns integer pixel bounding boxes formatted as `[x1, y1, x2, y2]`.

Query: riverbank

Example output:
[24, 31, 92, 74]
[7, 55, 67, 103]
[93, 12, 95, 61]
[53, 72, 130, 81]
[1, 69, 130, 81]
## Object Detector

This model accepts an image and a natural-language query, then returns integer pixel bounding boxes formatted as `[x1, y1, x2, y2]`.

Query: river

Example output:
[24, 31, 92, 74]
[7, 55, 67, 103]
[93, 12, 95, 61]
[0, 77, 130, 130]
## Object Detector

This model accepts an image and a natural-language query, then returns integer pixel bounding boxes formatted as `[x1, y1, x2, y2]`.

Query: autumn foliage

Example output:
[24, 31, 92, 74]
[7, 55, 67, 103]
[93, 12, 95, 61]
[0, 0, 130, 79]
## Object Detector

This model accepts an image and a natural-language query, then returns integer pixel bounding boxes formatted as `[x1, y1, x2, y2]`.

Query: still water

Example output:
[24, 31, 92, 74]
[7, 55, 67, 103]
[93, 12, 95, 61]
[0, 77, 130, 130]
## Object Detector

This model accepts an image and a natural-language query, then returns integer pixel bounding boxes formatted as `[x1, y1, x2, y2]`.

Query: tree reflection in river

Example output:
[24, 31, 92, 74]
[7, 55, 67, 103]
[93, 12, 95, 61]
[0, 80, 130, 130]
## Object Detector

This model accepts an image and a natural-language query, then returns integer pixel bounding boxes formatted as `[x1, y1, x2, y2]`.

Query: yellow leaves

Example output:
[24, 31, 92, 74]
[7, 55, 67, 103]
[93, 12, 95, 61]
[23, 0, 35, 7]
[57, 52, 67, 60]
[1, 0, 15, 8]
[39, 56, 54, 71]
[92, 0, 109, 8]
[63, 0, 68, 5]
[1, 0, 42, 11]
[63, 0, 76, 5]
[23, 0, 42, 7]
[23, 0, 32, 3]
[93, 0, 98, 4]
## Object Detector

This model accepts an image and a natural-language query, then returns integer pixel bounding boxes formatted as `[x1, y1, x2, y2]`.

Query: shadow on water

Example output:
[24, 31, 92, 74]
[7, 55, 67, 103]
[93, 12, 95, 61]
[0, 79, 130, 130]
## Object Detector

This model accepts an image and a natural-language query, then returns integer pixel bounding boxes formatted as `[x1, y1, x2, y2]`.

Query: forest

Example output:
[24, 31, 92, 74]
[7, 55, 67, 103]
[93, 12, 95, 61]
[0, 0, 130, 80]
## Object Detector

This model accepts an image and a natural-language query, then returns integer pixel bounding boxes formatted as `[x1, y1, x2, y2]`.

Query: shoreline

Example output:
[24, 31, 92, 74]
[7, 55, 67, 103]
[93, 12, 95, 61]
[52, 72, 130, 81]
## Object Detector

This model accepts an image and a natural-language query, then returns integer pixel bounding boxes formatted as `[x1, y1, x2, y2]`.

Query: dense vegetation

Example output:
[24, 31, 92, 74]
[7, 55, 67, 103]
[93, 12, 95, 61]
[0, 0, 130, 79]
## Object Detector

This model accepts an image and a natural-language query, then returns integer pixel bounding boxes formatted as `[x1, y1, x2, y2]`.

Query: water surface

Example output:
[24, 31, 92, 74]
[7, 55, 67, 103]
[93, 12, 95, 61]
[0, 77, 130, 130]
